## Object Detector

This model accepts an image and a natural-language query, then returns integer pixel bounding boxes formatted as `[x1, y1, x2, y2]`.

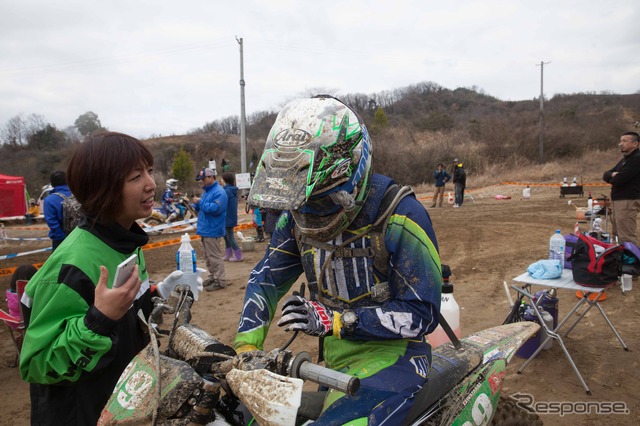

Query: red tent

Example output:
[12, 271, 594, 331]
[0, 174, 27, 218]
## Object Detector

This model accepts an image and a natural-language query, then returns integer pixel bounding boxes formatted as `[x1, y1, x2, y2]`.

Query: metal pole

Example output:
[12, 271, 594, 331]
[236, 36, 247, 174]
[537, 61, 550, 164]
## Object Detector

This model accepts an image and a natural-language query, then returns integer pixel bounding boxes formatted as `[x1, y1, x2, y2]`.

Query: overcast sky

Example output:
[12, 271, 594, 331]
[1, 0, 638, 139]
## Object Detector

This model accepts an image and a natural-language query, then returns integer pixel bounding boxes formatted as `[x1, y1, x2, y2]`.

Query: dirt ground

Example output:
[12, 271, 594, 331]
[1, 184, 638, 425]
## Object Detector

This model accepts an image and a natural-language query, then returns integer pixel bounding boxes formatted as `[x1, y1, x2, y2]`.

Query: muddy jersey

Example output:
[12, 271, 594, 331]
[234, 174, 442, 374]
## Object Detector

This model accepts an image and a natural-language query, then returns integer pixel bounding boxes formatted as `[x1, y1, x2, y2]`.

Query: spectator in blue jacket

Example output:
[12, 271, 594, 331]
[193, 168, 228, 291]
[430, 163, 451, 208]
[221, 172, 242, 262]
[43, 171, 72, 251]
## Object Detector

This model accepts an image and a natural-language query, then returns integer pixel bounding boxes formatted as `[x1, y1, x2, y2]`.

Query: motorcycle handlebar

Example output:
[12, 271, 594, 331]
[289, 352, 360, 396]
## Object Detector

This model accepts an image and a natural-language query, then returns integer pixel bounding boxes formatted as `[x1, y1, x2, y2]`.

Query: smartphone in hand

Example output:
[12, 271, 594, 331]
[112, 254, 138, 288]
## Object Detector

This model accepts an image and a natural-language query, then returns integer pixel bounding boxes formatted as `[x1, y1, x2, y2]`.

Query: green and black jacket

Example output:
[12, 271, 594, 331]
[19, 218, 152, 425]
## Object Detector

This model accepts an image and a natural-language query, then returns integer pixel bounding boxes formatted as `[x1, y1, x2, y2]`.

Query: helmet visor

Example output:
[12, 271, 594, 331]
[248, 149, 314, 211]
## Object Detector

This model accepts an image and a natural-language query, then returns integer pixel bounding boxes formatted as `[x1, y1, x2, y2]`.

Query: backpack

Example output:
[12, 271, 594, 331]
[568, 233, 623, 287]
[621, 242, 640, 276]
[54, 193, 83, 234]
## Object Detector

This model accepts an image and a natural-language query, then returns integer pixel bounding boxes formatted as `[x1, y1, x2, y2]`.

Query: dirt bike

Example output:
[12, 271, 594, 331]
[143, 194, 198, 235]
[98, 285, 543, 425]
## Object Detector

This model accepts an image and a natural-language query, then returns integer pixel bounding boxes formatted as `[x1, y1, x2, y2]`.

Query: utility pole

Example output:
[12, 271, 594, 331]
[537, 60, 550, 164]
[236, 36, 247, 174]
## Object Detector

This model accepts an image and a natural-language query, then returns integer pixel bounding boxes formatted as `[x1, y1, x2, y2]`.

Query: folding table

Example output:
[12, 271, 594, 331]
[511, 269, 628, 395]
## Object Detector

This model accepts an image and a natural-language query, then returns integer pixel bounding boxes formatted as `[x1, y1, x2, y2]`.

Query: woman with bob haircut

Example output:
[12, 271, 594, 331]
[19, 132, 158, 425]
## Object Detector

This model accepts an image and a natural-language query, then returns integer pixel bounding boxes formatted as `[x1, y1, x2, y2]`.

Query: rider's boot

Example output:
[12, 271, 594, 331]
[223, 248, 233, 261]
[165, 212, 178, 223]
[230, 248, 244, 262]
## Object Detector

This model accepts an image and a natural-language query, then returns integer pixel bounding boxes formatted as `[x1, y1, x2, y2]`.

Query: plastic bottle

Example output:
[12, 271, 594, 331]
[534, 289, 559, 330]
[522, 186, 531, 200]
[447, 192, 454, 204]
[429, 267, 461, 347]
[549, 230, 565, 269]
[540, 310, 555, 350]
[621, 274, 633, 292]
[177, 233, 197, 273]
[587, 192, 593, 214]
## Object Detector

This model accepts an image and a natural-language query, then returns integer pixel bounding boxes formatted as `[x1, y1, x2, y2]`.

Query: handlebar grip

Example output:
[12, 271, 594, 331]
[290, 352, 360, 396]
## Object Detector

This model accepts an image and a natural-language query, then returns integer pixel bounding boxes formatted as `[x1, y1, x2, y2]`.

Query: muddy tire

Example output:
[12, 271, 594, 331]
[491, 395, 543, 426]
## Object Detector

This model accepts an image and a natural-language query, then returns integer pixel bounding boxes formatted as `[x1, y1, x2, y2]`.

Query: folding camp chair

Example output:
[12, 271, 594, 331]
[1, 279, 29, 367]
[0, 308, 23, 367]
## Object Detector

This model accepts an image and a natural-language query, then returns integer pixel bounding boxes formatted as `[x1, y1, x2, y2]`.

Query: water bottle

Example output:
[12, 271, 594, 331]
[522, 186, 531, 200]
[534, 289, 559, 329]
[549, 230, 565, 270]
[177, 233, 197, 272]
[429, 265, 461, 347]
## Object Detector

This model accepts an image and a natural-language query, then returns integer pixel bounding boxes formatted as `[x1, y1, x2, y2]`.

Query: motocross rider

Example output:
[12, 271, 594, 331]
[234, 96, 442, 425]
[162, 178, 180, 222]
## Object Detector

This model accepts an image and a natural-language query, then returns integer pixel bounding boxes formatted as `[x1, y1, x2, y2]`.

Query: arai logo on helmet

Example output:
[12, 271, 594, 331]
[274, 128, 312, 146]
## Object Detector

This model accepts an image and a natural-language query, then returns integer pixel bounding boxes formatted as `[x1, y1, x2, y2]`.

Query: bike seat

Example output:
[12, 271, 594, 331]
[404, 342, 483, 425]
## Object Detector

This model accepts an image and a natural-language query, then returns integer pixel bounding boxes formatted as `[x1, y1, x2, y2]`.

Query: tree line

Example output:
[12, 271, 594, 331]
[1, 111, 106, 150]
[2, 81, 639, 194]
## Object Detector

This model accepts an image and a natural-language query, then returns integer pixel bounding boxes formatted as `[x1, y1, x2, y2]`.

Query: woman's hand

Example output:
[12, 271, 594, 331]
[94, 265, 142, 320]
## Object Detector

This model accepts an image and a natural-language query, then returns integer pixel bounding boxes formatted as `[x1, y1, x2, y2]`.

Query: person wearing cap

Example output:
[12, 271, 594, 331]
[25, 198, 40, 225]
[193, 167, 228, 290]
[451, 159, 466, 208]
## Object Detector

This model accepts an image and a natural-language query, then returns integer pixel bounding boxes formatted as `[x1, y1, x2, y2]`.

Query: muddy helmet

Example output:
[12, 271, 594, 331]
[166, 179, 178, 190]
[248, 95, 373, 241]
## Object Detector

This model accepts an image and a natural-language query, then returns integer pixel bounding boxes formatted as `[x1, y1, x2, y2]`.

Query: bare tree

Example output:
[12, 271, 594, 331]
[1, 114, 27, 148]
[26, 113, 47, 136]
[219, 116, 240, 135]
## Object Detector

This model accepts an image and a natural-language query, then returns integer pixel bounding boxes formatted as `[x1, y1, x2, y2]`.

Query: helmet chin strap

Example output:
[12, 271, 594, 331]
[330, 189, 356, 211]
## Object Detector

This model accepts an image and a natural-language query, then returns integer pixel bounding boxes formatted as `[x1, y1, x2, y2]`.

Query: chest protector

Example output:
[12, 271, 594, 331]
[294, 184, 413, 310]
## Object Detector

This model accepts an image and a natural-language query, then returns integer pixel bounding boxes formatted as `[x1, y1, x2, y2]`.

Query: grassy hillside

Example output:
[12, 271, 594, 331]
[2, 83, 638, 198]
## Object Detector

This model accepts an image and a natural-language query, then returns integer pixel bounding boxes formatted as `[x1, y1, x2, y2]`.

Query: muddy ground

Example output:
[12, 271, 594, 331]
[1, 184, 638, 425]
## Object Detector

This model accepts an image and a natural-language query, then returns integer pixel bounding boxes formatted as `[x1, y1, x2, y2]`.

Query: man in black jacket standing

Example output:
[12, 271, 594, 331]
[603, 131, 640, 245]
[452, 159, 466, 208]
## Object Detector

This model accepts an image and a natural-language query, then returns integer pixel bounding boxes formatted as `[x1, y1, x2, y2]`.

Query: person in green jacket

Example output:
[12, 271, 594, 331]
[19, 132, 158, 425]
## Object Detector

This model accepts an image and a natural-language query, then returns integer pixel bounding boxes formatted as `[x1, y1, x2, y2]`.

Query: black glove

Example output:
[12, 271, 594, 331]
[277, 295, 334, 337]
